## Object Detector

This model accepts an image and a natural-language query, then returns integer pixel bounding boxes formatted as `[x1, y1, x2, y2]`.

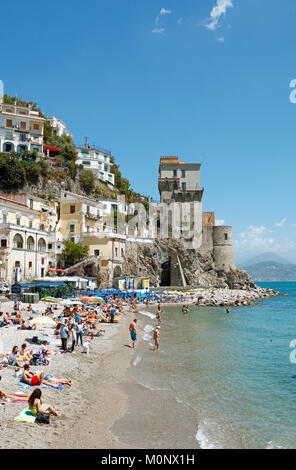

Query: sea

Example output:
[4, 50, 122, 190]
[111, 282, 296, 449]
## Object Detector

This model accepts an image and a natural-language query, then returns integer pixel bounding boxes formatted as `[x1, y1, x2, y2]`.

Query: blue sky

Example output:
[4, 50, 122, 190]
[0, 0, 295, 263]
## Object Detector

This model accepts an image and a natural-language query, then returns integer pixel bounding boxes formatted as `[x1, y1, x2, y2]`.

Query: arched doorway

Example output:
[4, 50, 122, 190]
[3, 142, 15, 152]
[113, 265, 122, 278]
[17, 144, 28, 153]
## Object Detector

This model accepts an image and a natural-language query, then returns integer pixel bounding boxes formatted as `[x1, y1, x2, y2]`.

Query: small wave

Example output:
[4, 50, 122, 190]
[132, 355, 142, 367]
[139, 310, 156, 319]
[143, 333, 152, 341]
[266, 441, 285, 449]
[144, 324, 154, 333]
[196, 421, 223, 449]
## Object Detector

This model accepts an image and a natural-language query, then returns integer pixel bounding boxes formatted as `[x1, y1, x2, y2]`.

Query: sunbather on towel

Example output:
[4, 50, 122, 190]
[28, 389, 60, 417]
[22, 364, 72, 388]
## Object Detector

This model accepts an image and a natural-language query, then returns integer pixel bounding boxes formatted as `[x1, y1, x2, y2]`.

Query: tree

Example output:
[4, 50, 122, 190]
[62, 241, 89, 268]
[0, 154, 26, 189]
[79, 169, 95, 194]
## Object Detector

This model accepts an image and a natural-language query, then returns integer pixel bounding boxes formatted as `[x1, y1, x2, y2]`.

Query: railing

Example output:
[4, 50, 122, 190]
[77, 144, 112, 155]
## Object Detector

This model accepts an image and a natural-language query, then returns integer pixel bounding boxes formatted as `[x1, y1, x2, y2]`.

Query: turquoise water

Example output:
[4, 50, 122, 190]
[132, 283, 296, 449]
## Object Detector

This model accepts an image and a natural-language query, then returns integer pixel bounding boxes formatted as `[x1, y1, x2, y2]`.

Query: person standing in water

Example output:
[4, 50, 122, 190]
[156, 303, 162, 326]
[154, 326, 160, 352]
[129, 319, 138, 348]
[182, 305, 189, 315]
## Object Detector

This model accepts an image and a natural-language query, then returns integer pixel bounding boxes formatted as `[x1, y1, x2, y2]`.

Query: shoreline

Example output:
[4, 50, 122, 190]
[0, 284, 288, 449]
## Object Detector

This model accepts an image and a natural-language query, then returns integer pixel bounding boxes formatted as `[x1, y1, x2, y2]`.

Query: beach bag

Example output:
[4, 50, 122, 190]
[32, 336, 38, 343]
[35, 412, 50, 424]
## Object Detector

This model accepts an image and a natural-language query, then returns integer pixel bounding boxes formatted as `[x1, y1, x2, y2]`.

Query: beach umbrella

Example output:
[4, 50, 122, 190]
[60, 299, 83, 306]
[41, 297, 60, 303]
[31, 316, 56, 327]
[93, 297, 104, 302]
[79, 296, 102, 303]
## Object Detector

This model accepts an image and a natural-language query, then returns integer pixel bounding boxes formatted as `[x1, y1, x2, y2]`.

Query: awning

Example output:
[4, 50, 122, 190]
[43, 145, 60, 152]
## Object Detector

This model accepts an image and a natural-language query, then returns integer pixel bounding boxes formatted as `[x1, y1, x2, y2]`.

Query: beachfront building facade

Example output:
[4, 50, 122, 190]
[0, 195, 52, 283]
[59, 191, 125, 280]
[76, 145, 115, 185]
[0, 98, 45, 154]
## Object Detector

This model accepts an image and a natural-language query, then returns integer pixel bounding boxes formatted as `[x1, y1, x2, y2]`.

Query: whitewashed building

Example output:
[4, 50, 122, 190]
[0, 98, 45, 154]
[76, 145, 115, 185]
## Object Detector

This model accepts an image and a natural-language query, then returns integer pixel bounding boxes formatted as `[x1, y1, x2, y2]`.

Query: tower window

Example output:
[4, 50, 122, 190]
[224, 233, 228, 240]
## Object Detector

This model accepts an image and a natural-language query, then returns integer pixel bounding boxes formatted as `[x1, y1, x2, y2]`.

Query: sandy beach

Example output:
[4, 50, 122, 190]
[0, 301, 142, 449]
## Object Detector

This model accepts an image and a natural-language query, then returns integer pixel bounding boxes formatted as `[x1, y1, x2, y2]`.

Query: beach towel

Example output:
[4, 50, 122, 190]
[17, 376, 62, 390]
[6, 394, 29, 403]
[14, 407, 36, 423]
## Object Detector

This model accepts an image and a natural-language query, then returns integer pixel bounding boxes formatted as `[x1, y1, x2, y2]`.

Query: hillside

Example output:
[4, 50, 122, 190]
[241, 252, 290, 267]
[244, 261, 296, 282]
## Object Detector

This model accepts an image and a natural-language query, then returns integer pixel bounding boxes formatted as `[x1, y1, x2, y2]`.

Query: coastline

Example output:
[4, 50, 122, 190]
[0, 283, 288, 449]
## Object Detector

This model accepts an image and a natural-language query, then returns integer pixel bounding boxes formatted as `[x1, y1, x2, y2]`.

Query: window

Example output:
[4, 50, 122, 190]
[69, 224, 75, 233]
[15, 261, 20, 268]
[70, 205, 75, 214]
[2, 214, 7, 224]
[121, 248, 124, 257]
[48, 243, 53, 250]
[27, 236, 34, 250]
[86, 225, 90, 233]
[6, 119, 12, 128]
[181, 170, 186, 177]
[38, 238, 46, 252]
[33, 124, 39, 130]
[1, 239, 7, 247]
[224, 233, 228, 241]
[29, 220, 33, 229]
[173, 169, 177, 177]
[40, 224, 45, 231]
[82, 161, 90, 166]
[182, 183, 186, 191]
[41, 258, 45, 265]
[94, 249, 100, 257]
[115, 247, 118, 257]
[173, 183, 178, 190]
[28, 261, 32, 268]
[16, 217, 21, 226]
[20, 121, 26, 130]
[29, 199, 33, 209]
[13, 234, 23, 249]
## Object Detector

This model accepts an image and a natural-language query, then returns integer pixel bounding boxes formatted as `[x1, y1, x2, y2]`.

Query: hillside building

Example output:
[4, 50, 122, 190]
[0, 98, 45, 154]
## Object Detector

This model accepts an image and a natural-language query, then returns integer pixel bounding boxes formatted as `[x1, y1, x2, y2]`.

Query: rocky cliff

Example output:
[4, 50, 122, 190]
[122, 238, 254, 290]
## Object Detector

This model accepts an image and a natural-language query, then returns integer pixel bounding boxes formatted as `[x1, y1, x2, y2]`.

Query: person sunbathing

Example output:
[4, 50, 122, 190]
[20, 320, 36, 330]
[15, 312, 24, 324]
[27, 304, 32, 311]
[38, 340, 57, 356]
[28, 388, 60, 417]
[20, 343, 33, 362]
[22, 364, 72, 388]
[3, 312, 13, 326]
[8, 346, 24, 367]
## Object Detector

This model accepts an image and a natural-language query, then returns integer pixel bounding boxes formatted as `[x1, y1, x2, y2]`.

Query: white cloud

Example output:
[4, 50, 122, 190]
[234, 225, 276, 255]
[153, 8, 172, 35]
[152, 27, 166, 36]
[275, 218, 288, 227]
[218, 36, 225, 42]
[216, 219, 225, 226]
[205, 0, 233, 31]
[160, 8, 172, 16]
